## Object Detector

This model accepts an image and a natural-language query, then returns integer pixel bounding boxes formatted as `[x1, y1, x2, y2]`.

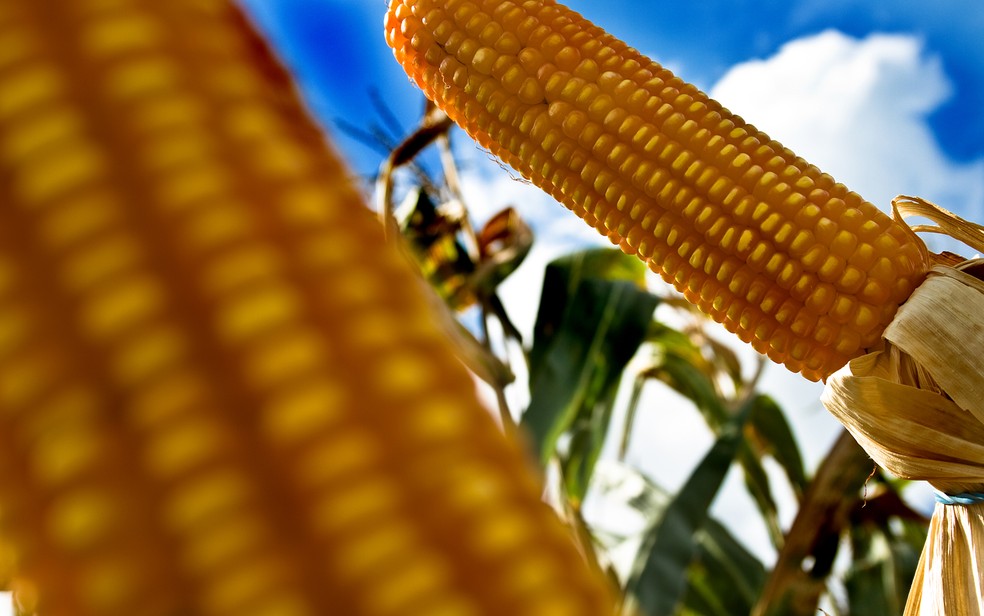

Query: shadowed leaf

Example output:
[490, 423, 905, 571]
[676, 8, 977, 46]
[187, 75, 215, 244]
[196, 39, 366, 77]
[749, 394, 808, 496]
[625, 399, 754, 616]
[683, 516, 768, 616]
[522, 248, 658, 502]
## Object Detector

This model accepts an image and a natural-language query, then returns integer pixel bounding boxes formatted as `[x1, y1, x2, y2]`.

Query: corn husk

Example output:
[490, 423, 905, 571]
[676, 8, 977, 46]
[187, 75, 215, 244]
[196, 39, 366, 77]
[822, 197, 984, 615]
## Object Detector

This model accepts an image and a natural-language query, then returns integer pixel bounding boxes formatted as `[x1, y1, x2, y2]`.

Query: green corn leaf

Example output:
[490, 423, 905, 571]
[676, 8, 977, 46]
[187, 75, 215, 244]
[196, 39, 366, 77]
[522, 249, 658, 503]
[624, 397, 754, 616]
[748, 394, 808, 496]
[682, 516, 767, 616]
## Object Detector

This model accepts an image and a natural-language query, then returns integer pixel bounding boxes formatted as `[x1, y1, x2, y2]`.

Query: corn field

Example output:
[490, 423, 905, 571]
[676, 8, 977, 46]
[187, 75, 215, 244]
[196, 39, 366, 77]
[2, 1, 980, 615]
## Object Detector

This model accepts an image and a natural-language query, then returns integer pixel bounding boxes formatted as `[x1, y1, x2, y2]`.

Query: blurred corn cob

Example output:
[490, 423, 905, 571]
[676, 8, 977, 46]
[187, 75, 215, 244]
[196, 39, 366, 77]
[385, 0, 931, 381]
[0, 1, 614, 614]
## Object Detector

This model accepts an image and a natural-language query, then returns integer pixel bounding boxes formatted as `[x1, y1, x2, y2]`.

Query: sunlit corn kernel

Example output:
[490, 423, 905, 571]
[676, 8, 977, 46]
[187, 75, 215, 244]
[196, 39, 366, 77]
[833, 328, 862, 356]
[789, 274, 814, 303]
[853, 303, 879, 335]
[31, 426, 103, 488]
[775, 261, 802, 290]
[393, 3, 413, 22]
[15, 140, 107, 207]
[0, 351, 52, 415]
[294, 430, 381, 494]
[144, 416, 227, 478]
[746, 241, 772, 270]
[759, 218, 788, 250]
[828, 228, 858, 258]
[1, 105, 83, 164]
[790, 310, 818, 337]
[156, 167, 234, 213]
[828, 295, 857, 325]
[836, 265, 865, 294]
[0, 63, 65, 122]
[848, 242, 876, 269]
[752, 314, 775, 342]
[767, 330, 790, 356]
[799, 244, 828, 271]
[816, 255, 845, 284]
[477, 20, 503, 46]
[78, 556, 139, 613]
[804, 283, 837, 315]
[38, 193, 117, 252]
[261, 379, 345, 445]
[80, 275, 165, 341]
[471, 46, 496, 74]
[758, 286, 786, 316]
[517, 77, 544, 104]
[163, 469, 252, 533]
[216, 283, 302, 343]
[891, 277, 917, 303]
[203, 555, 291, 614]
[332, 520, 420, 581]
[110, 324, 186, 386]
[311, 477, 403, 536]
[180, 514, 265, 575]
[775, 298, 802, 328]
[47, 488, 118, 551]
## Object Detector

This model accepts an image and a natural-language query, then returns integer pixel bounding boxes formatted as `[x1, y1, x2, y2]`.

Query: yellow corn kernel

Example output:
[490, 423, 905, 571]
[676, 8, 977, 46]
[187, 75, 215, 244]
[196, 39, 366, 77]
[0, 1, 614, 615]
[386, 0, 930, 380]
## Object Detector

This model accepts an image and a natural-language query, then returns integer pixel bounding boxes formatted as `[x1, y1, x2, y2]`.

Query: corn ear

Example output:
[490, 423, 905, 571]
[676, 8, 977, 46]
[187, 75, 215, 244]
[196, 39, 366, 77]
[0, 1, 613, 614]
[385, 0, 930, 380]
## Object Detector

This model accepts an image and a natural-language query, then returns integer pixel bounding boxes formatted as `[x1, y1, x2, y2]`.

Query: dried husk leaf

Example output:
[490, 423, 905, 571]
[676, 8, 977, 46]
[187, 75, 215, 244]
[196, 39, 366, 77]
[885, 265, 984, 426]
[823, 257, 984, 615]
[905, 503, 984, 616]
[894, 195, 984, 258]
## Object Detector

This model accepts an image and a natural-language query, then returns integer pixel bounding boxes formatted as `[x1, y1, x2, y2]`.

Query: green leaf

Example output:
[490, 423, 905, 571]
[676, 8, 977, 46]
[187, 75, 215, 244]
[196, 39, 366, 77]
[624, 399, 754, 616]
[554, 246, 651, 289]
[646, 350, 727, 426]
[646, 323, 714, 382]
[845, 525, 904, 615]
[748, 394, 808, 495]
[562, 389, 619, 501]
[737, 443, 783, 548]
[699, 335, 745, 398]
[683, 517, 767, 616]
[522, 249, 658, 502]
[845, 511, 927, 615]
[646, 339, 790, 549]
[588, 461, 765, 616]
[590, 460, 671, 522]
[732, 394, 806, 550]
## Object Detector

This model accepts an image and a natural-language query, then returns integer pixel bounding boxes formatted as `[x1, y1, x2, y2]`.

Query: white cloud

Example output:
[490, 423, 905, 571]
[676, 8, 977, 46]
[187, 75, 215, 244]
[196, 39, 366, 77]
[711, 30, 984, 252]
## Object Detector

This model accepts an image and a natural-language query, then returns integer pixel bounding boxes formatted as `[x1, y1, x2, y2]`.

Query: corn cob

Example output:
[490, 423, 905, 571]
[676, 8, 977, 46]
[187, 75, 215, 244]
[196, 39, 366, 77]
[0, 1, 614, 614]
[385, 0, 930, 381]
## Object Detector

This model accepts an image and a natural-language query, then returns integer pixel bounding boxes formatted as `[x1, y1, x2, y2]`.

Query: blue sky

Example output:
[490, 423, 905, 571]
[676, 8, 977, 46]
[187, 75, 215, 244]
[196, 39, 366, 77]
[238, 0, 984, 171]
